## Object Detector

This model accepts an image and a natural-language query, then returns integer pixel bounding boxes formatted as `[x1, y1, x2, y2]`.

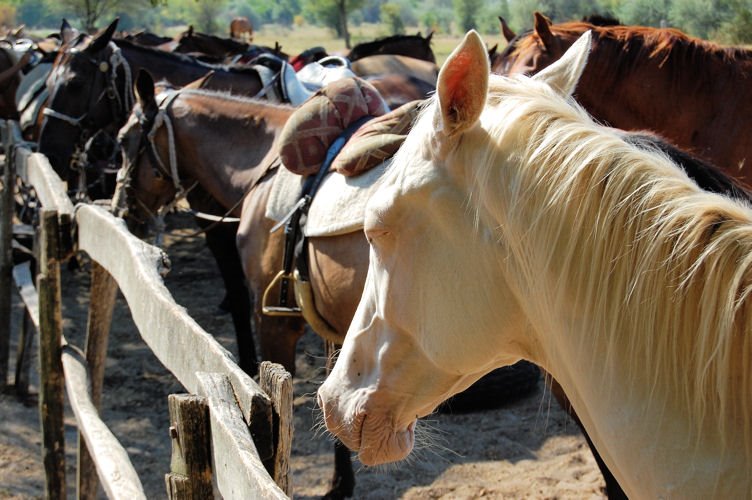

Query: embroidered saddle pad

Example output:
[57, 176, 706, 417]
[266, 98, 423, 236]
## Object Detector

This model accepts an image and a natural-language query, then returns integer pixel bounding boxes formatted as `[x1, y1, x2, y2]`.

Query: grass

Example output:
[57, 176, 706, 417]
[29, 22, 504, 67]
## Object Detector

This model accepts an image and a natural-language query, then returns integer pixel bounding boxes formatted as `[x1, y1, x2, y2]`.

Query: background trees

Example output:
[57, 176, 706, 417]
[3, 0, 752, 45]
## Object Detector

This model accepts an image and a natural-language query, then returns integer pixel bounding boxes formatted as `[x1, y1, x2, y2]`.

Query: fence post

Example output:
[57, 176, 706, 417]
[165, 394, 213, 500]
[0, 120, 15, 390]
[259, 361, 293, 496]
[78, 261, 119, 499]
[38, 208, 66, 498]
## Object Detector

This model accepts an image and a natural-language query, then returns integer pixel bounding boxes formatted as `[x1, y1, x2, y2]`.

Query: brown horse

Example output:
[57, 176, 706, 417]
[230, 16, 254, 42]
[494, 16, 752, 497]
[117, 71, 540, 498]
[493, 12, 752, 178]
[115, 72, 349, 495]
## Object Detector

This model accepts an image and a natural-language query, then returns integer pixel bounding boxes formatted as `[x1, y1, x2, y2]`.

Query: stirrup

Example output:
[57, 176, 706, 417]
[261, 270, 303, 316]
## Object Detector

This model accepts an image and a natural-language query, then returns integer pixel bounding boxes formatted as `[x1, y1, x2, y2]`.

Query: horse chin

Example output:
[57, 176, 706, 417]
[357, 416, 416, 466]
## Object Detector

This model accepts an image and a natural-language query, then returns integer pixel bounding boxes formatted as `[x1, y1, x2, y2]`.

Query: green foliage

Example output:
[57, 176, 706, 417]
[419, 0, 453, 33]
[711, 0, 752, 43]
[452, 0, 481, 31]
[9, 0, 752, 45]
[381, 2, 405, 34]
[616, 0, 669, 26]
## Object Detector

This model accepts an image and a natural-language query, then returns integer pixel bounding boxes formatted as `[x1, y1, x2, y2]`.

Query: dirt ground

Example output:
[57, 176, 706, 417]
[0, 212, 606, 499]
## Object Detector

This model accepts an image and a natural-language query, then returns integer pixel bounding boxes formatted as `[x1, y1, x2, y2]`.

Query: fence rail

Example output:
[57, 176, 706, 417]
[0, 119, 292, 499]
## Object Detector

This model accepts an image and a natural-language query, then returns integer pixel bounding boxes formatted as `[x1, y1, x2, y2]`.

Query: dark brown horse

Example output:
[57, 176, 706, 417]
[347, 32, 436, 63]
[38, 19, 266, 376]
[173, 25, 285, 64]
[493, 12, 752, 178]
[39, 18, 265, 191]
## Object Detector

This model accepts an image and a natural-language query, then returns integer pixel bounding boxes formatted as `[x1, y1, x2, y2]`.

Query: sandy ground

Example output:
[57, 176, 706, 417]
[0, 213, 606, 499]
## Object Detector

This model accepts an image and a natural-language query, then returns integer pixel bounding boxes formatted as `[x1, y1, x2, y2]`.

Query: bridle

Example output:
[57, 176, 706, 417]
[43, 41, 134, 199]
[117, 89, 197, 243]
[116, 89, 249, 246]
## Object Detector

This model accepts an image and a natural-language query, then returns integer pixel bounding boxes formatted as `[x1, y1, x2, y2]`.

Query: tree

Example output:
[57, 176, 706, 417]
[452, 0, 482, 32]
[188, 0, 228, 34]
[302, 0, 364, 48]
[616, 0, 670, 26]
[58, 0, 165, 33]
[712, 0, 752, 43]
[381, 2, 405, 34]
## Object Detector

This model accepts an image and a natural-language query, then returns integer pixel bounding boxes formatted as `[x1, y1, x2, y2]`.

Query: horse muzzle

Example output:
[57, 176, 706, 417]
[317, 382, 417, 466]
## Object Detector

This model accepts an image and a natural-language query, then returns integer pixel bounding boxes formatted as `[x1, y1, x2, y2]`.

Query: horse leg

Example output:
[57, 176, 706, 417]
[255, 315, 305, 376]
[547, 377, 627, 500]
[198, 218, 258, 377]
[322, 440, 355, 500]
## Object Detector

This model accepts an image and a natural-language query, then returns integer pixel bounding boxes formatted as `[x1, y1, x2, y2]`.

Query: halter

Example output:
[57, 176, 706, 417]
[122, 90, 198, 243]
[44, 42, 134, 130]
[44, 41, 134, 200]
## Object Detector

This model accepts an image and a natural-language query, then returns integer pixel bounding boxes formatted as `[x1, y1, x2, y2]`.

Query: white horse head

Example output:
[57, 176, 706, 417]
[319, 28, 752, 498]
[318, 29, 591, 465]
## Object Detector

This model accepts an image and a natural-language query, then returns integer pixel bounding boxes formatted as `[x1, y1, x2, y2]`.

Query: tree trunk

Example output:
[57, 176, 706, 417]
[338, 0, 351, 49]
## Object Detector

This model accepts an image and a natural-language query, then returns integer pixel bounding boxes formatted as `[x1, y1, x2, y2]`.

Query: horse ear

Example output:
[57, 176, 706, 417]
[60, 18, 78, 45]
[187, 25, 194, 37]
[135, 69, 157, 113]
[532, 30, 591, 97]
[436, 30, 489, 136]
[499, 16, 516, 42]
[86, 18, 118, 54]
[533, 11, 555, 51]
[426, 31, 434, 42]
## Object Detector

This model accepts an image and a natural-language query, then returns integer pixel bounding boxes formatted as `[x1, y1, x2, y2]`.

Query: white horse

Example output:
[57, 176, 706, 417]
[318, 30, 752, 497]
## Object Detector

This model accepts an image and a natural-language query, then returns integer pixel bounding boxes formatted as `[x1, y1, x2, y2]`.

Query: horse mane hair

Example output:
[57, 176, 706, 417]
[171, 87, 294, 125]
[512, 22, 752, 83]
[348, 32, 433, 60]
[433, 72, 752, 460]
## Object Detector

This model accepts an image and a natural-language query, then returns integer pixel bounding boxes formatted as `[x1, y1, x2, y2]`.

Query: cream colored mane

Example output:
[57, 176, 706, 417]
[433, 71, 752, 460]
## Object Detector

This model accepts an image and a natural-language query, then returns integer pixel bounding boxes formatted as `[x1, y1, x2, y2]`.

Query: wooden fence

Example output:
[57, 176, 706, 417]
[0, 119, 293, 499]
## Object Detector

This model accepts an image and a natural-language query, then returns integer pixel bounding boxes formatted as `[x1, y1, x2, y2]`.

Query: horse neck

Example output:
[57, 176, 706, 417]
[116, 40, 214, 86]
[470, 106, 752, 495]
[163, 93, 291, 212]
[574, 33, 752, 168]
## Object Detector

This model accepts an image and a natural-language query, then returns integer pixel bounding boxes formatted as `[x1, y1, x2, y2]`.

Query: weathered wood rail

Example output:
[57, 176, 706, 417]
[0, 119, 293, 499]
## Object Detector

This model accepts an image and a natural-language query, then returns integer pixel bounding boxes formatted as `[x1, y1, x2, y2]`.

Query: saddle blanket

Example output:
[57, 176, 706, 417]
[266, 158, 391, 237]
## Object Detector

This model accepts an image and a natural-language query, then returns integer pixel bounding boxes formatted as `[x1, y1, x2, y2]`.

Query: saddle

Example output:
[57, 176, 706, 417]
[263, 79, 422, 340]
[16, 62, 51, 134]
[268, 85, 423, 236]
